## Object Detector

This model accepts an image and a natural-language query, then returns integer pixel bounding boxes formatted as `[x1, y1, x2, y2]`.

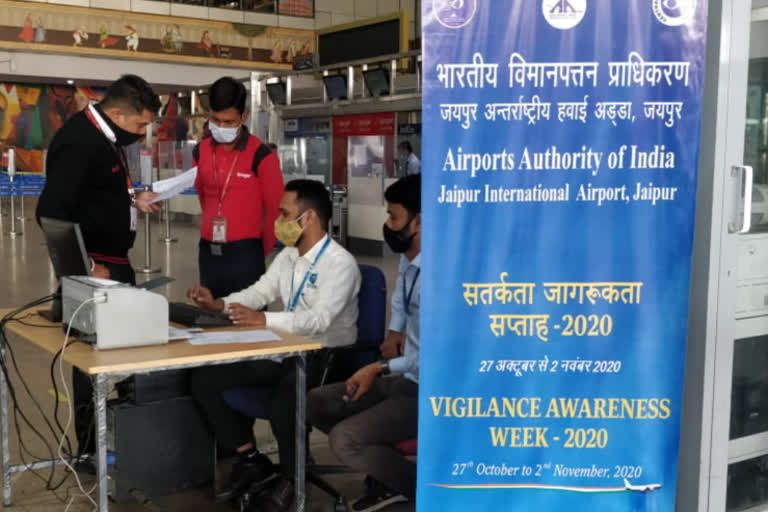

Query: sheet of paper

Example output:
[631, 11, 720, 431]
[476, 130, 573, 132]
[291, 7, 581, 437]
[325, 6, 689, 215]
[169, 326, 203, 341]
[186, 330, 282, 346]
[150, 167, 197, 203]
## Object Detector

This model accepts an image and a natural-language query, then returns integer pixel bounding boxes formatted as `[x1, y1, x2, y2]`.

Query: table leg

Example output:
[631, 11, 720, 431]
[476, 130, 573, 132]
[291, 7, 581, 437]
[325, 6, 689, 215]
[295, 354, 307, 512]
[1, 358, 10, 507]
[94, 373, 109, 511]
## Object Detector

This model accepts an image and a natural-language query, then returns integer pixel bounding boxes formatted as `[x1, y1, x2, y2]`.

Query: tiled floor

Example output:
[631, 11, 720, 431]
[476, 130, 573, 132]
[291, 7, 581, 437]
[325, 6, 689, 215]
[0, 198, 406, 512]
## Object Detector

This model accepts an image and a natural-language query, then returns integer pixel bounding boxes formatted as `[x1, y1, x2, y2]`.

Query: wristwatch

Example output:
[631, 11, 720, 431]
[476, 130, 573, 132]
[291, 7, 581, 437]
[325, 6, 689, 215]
[379, 360, 390, 375]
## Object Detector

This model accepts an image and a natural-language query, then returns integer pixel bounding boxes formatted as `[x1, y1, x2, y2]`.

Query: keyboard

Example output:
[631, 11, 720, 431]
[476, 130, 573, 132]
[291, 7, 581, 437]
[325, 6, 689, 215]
[168, 302, 233, 328]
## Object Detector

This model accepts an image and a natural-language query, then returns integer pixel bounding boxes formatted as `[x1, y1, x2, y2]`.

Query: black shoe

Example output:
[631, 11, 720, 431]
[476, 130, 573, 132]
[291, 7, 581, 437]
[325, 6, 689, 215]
[245, 477, 294, 512]
[352, 478, 407, 512]
[215, 452, 276, 504]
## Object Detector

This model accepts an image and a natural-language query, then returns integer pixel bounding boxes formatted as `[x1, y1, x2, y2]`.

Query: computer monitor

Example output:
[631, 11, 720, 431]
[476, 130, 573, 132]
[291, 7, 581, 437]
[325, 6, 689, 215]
[266, 82, 287, 106]
[40, 217, 91, 278]
[323, 75, 348, 100]
[363, 68, 390, 97]
[39, 217, 90, 322]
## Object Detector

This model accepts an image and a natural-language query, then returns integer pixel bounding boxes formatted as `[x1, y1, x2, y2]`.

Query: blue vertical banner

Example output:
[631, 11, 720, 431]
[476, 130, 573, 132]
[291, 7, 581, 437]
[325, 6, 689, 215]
[418, 1, 707, 511]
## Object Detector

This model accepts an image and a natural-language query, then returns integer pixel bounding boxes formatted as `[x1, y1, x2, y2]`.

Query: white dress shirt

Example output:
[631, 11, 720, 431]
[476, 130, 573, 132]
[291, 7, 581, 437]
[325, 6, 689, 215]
[223, 235, 361, 347]
[406, 153, 421, 175]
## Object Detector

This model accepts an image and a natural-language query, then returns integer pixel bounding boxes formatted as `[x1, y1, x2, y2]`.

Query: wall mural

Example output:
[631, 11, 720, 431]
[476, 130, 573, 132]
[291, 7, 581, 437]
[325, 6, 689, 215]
[0, 0, 314, 69]
[0, 83, 103, 174]
[0, 83, 207, 174]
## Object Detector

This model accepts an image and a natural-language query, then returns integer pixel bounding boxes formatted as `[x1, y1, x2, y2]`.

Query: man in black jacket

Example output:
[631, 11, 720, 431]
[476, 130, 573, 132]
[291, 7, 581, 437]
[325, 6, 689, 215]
[37, 74, 162, 459]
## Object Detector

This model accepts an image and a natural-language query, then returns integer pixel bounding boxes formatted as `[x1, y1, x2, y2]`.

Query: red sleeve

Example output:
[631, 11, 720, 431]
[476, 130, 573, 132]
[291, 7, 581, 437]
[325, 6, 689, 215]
[259, 153, 284, 257]
[193, 143, 206, 212]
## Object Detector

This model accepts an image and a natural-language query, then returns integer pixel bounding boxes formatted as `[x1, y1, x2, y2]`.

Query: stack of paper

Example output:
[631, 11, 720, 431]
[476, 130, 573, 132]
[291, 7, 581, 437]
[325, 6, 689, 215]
[186, 330, 282, 346]
[169, 327, 202, 341]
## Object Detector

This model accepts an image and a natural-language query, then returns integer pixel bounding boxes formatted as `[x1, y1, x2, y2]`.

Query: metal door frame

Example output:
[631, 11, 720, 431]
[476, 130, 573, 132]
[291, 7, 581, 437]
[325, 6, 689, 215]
[678, 1, 758, 510]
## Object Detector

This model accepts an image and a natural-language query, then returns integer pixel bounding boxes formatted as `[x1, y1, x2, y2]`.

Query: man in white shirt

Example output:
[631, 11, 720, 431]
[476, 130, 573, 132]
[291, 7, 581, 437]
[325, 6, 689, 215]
[399, 141, 421, 175]
[187, 179, 361, 510]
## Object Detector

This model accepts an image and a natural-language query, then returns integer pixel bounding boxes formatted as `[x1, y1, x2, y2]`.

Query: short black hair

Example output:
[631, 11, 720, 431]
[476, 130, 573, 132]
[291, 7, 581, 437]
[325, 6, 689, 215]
[209, 77, 247, 114]
[398, 141, 413, 153]
[268, 143, 278, 151]
[385, 174, 421, 216]
[285, 179, 332, 230]
[100, 75, 161, 114]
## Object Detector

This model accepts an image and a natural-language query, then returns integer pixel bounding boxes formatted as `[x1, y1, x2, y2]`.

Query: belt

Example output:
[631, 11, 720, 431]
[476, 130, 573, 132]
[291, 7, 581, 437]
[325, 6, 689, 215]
[88, 253, 130, 265]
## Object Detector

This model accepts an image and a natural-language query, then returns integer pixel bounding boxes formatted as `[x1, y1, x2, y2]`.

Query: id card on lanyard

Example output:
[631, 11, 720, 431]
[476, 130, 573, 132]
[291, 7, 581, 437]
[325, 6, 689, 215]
[288, 237, 331, 312]
[211, 150, 240, 246]
[84, 106, 137, 232]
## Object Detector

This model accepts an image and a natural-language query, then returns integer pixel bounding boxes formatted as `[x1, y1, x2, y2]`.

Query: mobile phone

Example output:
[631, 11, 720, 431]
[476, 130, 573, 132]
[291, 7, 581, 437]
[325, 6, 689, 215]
[342, 384, 359, 403]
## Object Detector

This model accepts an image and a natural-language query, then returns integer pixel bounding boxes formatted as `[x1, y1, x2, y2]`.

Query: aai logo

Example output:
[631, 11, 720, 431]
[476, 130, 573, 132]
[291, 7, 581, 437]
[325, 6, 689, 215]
[653, 0, 697, 27]
[543, 0, 587, 30]
[434, 0, 477, 29]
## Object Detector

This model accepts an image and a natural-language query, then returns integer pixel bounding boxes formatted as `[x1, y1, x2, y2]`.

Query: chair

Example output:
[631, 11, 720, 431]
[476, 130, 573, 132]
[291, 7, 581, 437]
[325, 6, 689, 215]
[217, 264, 387, 508]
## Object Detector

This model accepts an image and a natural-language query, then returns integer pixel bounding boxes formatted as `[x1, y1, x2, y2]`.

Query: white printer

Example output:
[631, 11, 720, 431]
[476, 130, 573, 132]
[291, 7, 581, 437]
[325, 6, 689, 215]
[62, 276, 169, 350]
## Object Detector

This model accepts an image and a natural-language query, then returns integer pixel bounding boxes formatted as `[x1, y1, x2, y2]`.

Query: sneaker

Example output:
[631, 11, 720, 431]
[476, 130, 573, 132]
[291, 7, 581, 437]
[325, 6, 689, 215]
[215, 452, 276, 504]
[352, 478, 407, 512]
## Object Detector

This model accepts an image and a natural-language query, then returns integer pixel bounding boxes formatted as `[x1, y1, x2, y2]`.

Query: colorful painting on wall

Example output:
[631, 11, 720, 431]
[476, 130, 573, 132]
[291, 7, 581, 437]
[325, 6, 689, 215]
[0, 83, 103, 174]
[278, 0, 314, 18]
[0, 0, 314, 69]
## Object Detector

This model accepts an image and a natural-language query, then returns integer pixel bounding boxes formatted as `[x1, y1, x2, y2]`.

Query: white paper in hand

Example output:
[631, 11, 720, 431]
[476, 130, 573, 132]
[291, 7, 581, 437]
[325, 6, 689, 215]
[150, 167, 197, 203]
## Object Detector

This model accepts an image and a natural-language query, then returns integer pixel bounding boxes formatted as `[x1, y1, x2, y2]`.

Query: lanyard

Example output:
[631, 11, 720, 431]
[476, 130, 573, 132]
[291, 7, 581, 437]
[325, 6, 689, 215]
[403, 267, 420, 315]
[288, 237, 331, 312]
[85, 106, 134, 199]
[212, 150, 241, 216]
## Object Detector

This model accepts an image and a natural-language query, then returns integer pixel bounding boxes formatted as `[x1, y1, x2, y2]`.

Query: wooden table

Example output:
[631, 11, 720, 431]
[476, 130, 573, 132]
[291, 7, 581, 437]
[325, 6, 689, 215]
[0, 307, 323, 512]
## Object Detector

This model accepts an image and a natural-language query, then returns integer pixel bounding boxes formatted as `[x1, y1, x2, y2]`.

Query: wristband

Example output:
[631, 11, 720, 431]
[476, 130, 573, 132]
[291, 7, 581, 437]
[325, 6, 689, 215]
[380, 360, 390, 375]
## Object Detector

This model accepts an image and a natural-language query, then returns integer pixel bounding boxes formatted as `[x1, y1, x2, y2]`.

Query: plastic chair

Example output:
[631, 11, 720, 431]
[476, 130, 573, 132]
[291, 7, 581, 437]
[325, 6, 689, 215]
[217, 264, 387, 509]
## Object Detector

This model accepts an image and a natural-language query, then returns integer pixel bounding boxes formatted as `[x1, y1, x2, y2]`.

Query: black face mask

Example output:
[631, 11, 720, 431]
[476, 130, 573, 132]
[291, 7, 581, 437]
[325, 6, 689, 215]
[98, 106, 144, 146]
[383, 218, 416, 253]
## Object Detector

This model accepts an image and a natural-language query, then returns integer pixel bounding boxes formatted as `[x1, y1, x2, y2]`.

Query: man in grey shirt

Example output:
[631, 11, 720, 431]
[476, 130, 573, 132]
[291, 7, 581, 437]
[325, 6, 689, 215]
[308, 174, 421, 510]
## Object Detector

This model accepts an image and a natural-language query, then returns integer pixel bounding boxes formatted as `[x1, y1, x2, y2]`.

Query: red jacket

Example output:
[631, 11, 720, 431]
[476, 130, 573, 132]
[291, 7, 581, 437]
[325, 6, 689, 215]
[194, 129, 283, 256]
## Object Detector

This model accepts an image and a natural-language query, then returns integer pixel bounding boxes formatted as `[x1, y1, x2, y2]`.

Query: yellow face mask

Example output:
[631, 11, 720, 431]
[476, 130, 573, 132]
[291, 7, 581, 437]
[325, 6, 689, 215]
[274, 212, 306, 247]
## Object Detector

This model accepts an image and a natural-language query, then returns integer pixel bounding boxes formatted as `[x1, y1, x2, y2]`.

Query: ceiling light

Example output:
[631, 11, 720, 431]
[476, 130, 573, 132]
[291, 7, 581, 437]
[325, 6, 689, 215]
[66, 79, 74, 85]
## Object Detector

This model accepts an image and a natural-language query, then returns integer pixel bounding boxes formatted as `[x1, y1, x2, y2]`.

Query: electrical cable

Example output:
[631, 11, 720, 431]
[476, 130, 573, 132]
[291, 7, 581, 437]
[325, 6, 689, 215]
[58, 297, 99, 511]
[0, 296, 64, 484]
[50, 341, 75, 459]
[0, 295, 81, 501]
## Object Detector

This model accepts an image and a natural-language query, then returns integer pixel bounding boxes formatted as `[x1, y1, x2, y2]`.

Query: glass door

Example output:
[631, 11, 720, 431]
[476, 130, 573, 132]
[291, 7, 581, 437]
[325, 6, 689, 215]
[726, 4, 768, 510]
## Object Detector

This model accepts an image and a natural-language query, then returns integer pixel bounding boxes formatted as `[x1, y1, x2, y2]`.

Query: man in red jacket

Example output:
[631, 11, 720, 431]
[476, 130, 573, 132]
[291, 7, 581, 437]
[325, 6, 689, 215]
[194, 77, 284, 298]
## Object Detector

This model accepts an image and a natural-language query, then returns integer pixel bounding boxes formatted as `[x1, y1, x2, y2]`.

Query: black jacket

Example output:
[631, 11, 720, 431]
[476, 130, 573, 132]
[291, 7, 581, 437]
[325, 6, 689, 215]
[37, 109, 136, 259]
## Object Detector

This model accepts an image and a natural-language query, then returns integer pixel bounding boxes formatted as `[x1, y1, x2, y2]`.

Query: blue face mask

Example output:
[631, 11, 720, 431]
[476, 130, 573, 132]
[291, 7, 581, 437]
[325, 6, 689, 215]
[209, 121, 240, 144]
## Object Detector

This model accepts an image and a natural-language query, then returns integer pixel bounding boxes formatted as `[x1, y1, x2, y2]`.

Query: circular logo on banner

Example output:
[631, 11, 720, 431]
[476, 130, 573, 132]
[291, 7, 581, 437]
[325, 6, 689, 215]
[434, 0, 477, 29]
[543, 0, 587, 30]
[653, 0, 697, 26]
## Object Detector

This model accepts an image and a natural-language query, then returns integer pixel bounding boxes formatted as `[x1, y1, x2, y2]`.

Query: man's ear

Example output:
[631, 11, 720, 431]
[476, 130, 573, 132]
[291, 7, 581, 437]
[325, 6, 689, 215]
[412, 214, 422, 234]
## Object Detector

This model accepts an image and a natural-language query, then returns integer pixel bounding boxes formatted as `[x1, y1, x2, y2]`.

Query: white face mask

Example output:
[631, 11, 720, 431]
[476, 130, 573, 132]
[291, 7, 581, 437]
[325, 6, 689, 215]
[209, 121, 240, 144]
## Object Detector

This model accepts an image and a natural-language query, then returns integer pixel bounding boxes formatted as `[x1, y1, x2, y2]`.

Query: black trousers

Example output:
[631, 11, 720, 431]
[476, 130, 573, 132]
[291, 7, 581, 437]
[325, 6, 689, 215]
[74, 262, 135, 455]
[199, 238, 265, 299]
[189, 352, 326, 479]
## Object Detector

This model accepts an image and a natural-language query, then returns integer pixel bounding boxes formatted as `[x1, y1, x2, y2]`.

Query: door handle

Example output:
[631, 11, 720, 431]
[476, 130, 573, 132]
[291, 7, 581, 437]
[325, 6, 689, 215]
[728, 165, 753, 234]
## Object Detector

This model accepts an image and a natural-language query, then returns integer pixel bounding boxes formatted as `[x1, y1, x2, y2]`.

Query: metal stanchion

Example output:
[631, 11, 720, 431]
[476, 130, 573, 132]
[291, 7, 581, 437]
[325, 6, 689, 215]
[16, 193, 26, 222]
[136, 186, 160, 274]
[159, 201, 177, 244]
[17, 193, 26, 221]
[7, 191, 21, 239]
